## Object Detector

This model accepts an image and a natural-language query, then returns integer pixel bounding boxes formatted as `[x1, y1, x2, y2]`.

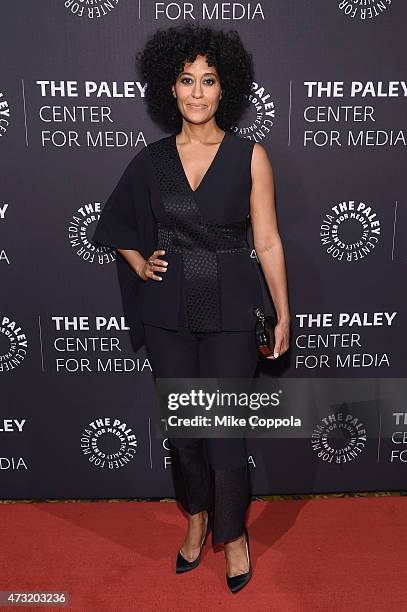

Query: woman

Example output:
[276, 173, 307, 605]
[92, 24, 290, 593]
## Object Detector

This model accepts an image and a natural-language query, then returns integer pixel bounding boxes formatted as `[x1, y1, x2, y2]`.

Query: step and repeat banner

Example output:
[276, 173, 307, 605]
[1, 1, 406, 499]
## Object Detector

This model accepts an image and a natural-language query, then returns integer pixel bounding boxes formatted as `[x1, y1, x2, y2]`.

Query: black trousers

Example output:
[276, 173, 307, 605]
[143, 322, 259, 546]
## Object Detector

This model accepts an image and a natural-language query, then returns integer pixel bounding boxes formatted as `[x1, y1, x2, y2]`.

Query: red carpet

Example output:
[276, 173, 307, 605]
[0, 497, 405, 611]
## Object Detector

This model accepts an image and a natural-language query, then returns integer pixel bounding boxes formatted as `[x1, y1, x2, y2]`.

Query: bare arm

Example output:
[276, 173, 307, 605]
[250, 143, 291, 358]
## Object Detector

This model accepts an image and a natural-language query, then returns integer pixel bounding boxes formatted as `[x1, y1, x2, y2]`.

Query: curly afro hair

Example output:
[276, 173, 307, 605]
[136, 24, 254, 134]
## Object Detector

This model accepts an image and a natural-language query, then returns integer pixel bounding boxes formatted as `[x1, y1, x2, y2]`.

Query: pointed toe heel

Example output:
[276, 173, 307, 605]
[226, 527, 252, 593]
[176, 512, 211, 574]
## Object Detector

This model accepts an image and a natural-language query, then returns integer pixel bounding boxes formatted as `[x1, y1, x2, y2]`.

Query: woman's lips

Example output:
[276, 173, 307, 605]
[187, 104, 206, 109]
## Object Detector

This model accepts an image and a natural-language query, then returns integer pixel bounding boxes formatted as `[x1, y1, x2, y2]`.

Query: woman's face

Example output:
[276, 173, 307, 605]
[171, 54, 222, 125]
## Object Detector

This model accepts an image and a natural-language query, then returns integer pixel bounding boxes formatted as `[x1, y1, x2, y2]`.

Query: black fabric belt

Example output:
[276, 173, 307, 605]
[157, 221, 249, 253]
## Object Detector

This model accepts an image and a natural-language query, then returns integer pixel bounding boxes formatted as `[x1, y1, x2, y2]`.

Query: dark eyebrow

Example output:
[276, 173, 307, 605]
[179, 72, 217, 77]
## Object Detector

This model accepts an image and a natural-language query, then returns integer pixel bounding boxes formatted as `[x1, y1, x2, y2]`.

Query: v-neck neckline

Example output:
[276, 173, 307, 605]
[173, 131, 228, 195]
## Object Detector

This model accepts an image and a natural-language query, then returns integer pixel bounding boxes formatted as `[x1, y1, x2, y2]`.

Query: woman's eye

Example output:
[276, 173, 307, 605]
[179, 77, 216, 85]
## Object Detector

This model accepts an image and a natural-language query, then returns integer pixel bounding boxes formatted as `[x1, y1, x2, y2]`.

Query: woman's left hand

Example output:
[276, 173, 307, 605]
[266, 318, 290, 360]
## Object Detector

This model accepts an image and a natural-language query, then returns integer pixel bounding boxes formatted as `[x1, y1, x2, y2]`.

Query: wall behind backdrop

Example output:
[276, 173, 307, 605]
[1, 1, 406, 500]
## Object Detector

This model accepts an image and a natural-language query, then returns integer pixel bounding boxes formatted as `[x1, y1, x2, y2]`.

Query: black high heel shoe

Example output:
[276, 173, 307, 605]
[226, 527, 252, 593]
[176, 511, 211, 574]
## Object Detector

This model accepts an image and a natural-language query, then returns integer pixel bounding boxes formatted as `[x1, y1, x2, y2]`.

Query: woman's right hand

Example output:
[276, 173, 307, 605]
[137, 250, 168, 281]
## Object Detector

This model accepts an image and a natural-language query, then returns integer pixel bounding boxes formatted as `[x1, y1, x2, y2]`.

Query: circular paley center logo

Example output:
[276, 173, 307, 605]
[337, 0, 393, 20]
[232, 80, 276, 142]
[63, 0, 119, 19]
[320, 199, 381, 262]
[311, 410, 367, 464]
[0, 90, 11, 137]
[81, 417, 138, 469]
[0, 315, 28, 373]
[68, 203, 116, 265]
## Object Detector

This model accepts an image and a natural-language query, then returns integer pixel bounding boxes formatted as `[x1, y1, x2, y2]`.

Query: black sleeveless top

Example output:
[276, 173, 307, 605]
[92, 131, 270, 351]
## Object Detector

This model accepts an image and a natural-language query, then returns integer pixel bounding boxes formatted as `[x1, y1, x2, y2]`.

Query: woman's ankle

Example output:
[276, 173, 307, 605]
[189, 509, 208, 523]
[224, 532, 245, 549]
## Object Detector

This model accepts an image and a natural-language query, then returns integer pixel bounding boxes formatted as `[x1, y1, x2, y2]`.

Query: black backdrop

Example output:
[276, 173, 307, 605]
[1, 1, 406, 499]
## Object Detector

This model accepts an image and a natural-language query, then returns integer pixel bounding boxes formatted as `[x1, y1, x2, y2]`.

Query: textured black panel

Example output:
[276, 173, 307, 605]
[170, 439, 213, 515]
[212, 465, 250, 545]
[148, 136, 249, 332]
[156, 223, 249, 253]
